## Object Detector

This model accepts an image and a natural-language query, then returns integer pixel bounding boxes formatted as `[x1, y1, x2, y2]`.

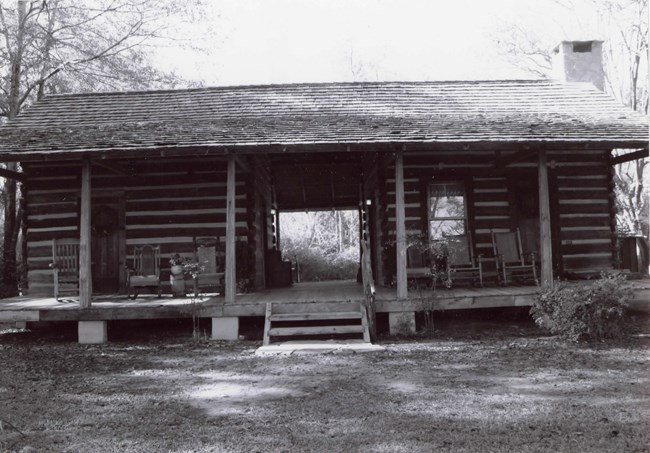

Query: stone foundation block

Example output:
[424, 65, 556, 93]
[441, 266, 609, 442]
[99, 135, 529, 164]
[389, 311, 416, 335]
[78, 321, 108, 344]
[212, 317, 239, 340]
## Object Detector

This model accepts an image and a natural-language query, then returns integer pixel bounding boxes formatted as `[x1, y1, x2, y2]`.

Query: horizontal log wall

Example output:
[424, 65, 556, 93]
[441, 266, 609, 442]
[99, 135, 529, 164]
[377, 157, 390, 286]
[22, 148, 616, 296]
[23, 157, 252, 296]
[472, 176, 510, 255]
[379, 149, 615, 284]
[506, 150, 615, 276]
[554, 150, 615, 276]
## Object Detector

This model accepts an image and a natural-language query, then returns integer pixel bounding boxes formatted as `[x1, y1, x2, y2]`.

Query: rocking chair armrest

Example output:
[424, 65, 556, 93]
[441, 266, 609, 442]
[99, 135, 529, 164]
[522, 251, 537, 264]
[124, 266, 136, 280]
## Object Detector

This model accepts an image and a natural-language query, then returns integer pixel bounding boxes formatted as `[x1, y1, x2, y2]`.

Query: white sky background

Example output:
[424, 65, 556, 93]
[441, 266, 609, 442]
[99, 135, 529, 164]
[156, 0, 603, 86]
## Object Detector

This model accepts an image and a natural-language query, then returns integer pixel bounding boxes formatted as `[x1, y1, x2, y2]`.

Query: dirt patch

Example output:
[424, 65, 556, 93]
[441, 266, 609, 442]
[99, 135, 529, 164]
[1, 315, 649, 452]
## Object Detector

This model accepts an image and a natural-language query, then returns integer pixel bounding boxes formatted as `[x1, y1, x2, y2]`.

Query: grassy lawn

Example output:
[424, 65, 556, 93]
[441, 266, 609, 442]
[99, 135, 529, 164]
[0, 316, 648, 452]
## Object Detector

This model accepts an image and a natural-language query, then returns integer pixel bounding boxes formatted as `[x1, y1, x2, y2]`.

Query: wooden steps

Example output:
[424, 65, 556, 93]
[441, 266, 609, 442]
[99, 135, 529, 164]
[263, 301, 371, 346]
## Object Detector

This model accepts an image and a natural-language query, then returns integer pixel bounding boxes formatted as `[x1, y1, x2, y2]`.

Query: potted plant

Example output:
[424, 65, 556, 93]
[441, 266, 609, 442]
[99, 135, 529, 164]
[169, 254, 185, 276]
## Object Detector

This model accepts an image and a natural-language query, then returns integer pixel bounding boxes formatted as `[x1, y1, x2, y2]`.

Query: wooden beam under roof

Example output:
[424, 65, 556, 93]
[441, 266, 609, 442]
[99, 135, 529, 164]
[609, 148, 649, 165]
[234, 156, 251, 173]
[0, 167, 25, 181]
[93, 159, 130, 176]
[494, 149, 538, 168]
[2, 140, 649, 163]
[330, 165, 336, 206]
[299, 166, 307, 206]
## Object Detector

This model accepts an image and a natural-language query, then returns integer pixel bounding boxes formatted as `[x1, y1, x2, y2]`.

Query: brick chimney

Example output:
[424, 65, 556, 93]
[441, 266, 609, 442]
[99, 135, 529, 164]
[552, 40, 604, 90]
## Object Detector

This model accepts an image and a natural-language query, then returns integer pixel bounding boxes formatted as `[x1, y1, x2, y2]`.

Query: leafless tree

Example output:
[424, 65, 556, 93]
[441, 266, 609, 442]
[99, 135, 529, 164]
[0, 0, 207, 296]
[494, 0, 648, 237]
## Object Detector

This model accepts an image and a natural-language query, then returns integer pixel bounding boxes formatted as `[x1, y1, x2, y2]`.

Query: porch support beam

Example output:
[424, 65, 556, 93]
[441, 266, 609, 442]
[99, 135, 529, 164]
[234, 156, 251, 173]
[494, 149, 537, 169]
[0, 167, 25, 182]
[79, 158, 92, 308]
[609, 148, 648, 166]
[93, 159, 130, 176]
[225, 155, 237, 304]
[395, 151, 407, 299]
[538, 149, 553, 289]
[299, 166, 307, 205]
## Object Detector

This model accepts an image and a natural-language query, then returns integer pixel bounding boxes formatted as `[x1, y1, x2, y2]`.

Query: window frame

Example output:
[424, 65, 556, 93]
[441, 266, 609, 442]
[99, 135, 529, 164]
[427, 180, 468, 242]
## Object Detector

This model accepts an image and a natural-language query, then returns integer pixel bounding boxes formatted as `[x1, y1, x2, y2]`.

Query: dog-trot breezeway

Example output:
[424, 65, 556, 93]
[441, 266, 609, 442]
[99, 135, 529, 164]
[0, 46, 647, 346]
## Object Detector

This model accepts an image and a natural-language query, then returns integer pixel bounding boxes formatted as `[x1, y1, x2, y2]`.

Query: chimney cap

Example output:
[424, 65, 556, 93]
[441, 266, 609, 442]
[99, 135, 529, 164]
[552, 40, 605, 90]
[553, 40, 604, 54]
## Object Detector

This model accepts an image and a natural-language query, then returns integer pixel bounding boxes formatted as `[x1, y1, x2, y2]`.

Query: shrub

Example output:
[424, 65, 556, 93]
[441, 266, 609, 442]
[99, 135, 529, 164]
[530, 272, 631, 342]
[289, 247, 358, 282]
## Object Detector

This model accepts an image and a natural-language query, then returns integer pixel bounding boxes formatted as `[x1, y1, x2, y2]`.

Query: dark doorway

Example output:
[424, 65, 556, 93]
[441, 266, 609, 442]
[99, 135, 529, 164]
[509, 177, 540, 256]
[90, 195, 125, 293]
[508, 173, 561, 274]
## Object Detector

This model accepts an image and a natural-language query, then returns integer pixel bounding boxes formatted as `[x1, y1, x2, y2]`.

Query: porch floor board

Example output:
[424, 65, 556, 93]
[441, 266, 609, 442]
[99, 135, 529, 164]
[0, 279, 647, 323]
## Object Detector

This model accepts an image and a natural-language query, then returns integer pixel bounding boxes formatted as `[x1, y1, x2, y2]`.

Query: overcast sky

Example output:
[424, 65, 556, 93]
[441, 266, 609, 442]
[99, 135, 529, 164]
[157, 0, 603, 86]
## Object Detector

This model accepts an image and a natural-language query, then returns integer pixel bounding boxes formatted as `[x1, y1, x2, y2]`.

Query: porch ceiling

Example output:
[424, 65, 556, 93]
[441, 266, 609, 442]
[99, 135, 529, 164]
[271, 154, 362, 210]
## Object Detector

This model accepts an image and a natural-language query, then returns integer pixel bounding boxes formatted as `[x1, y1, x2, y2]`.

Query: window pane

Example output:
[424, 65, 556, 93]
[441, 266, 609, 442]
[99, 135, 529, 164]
[431, 195, 465, 218]
[429, 182, 465, 219]
[429, 219, 465, 241]
[430, 181, 464, 197]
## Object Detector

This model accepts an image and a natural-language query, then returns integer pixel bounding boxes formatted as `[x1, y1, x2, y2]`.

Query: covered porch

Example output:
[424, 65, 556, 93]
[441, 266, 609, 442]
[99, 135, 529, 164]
[5, 144, 650, 344]
[0, 80, 647, 344]
[2, 280, 648, 343]
[0, 280, 539, 320]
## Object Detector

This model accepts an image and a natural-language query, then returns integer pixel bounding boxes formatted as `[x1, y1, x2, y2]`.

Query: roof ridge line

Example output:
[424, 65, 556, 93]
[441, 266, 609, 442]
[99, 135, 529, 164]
[39, 79, 558, 100]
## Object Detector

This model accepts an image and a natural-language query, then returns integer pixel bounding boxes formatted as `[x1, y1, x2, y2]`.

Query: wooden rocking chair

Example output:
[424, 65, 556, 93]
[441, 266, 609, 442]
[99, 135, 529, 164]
[193, 237, 224, 295]
[126, 244, 162, 299]
[491, 229, 539, 286]
[406, 245, 432, 287]
[445, 234, 484, 287]
[50, 238, 80, 300]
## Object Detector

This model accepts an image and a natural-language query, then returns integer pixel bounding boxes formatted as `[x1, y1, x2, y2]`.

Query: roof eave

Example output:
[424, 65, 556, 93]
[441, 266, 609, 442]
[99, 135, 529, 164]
[1, 138, 648, 162]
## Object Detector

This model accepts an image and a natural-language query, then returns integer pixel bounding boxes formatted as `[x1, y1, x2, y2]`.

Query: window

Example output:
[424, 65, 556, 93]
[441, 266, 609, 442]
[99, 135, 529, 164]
[428, 181, 466, 241]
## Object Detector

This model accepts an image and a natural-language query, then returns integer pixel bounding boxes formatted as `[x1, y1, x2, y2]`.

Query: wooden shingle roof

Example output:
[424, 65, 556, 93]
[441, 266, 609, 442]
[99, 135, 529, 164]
[0, 80, 647, 158]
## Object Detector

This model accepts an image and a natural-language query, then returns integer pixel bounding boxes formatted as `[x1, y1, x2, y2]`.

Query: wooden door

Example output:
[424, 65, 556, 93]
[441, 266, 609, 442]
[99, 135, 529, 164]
[91, 198, 125, 293]
[508, 174, 561, 273]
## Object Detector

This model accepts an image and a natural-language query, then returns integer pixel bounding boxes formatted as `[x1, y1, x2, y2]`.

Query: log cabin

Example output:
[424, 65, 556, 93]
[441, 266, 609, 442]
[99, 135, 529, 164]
[0, 40, 647, 343]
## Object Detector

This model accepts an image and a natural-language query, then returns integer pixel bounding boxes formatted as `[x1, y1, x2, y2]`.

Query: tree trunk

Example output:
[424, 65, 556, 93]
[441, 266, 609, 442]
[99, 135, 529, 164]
[2, 1, 27, 296]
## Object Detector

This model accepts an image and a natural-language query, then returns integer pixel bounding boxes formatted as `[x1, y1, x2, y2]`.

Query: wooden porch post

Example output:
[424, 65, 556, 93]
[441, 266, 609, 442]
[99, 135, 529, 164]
[395, 151, 407, 299]
[225, 155, 237, 304]
[79, 158, 92, 308]
[538, 149, 553, 289]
